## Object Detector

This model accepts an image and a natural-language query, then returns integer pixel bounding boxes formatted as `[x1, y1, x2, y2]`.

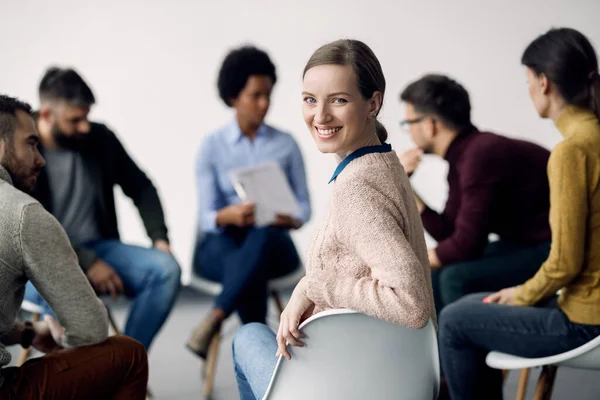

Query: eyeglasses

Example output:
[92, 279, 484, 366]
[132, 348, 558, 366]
[399, 116, 432, 133]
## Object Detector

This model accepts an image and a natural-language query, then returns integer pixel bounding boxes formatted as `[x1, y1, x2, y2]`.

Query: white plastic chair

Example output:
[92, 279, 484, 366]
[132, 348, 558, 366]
[486, 334, 600, 400]
[262, 309, 439, 400]
[188, 264, 305, 399]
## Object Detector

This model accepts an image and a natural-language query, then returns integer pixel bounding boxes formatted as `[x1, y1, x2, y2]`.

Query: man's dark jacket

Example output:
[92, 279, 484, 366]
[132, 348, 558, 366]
[32, 122, 169, 270]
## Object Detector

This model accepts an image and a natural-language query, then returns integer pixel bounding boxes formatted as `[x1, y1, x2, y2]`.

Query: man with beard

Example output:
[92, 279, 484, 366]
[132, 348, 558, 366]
[397, 74, 552, 313]
[24, 67, 181, 351]
[0, 94, 148, 399]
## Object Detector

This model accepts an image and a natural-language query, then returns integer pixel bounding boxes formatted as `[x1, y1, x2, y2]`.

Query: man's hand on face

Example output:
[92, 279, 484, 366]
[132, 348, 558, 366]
[397, 147, 424, 177]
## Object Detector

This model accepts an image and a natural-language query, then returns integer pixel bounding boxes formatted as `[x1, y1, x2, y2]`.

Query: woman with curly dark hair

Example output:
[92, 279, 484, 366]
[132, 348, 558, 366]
[186, 46, 311, 359]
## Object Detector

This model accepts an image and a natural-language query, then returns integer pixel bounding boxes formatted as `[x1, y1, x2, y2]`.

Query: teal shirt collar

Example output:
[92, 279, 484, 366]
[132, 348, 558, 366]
[329, 143, 393, 184]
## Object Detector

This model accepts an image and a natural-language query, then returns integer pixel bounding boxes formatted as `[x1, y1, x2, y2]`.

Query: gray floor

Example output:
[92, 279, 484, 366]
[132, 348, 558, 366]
[10, 287, 600, 399]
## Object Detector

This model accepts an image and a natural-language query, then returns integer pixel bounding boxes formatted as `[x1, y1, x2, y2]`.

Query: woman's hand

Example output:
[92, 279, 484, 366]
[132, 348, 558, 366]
[484, 286, 520, 305]
[276, 279, 315, 360]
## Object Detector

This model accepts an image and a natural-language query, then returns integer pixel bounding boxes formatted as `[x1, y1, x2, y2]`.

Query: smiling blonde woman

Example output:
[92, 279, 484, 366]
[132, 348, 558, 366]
[230, 39, 436, 400]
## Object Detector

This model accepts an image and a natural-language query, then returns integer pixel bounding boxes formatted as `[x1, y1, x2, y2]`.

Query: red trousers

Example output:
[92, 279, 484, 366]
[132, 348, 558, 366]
[0, 336, 148, 399]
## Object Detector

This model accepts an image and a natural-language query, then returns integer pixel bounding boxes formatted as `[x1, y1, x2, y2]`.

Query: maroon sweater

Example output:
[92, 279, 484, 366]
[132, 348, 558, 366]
[421, 129, 552, 265]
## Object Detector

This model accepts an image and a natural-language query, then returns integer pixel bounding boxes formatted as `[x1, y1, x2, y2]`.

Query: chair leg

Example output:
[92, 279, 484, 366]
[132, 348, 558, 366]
[515, 368, 530, 400]
[17, 312, 41, 366]
[271, 290, 285, 315]
[502, 369, 509, 383]
[107, 307, 122, 336]
[532, 366, 557, 400]
[197, 290, 282, 398]
[203, 331, 222, 399]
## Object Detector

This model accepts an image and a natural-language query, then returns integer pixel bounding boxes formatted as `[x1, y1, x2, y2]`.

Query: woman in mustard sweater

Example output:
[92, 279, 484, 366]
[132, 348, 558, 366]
[439, 27, 600, 400]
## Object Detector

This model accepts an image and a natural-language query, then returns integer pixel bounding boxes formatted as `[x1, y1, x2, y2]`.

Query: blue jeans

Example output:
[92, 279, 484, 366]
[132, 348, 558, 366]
[439, 293, 600, 400]
[232, 323, 279, 400]
[25, 239, 181, 349]
[194, 226, 299, 324]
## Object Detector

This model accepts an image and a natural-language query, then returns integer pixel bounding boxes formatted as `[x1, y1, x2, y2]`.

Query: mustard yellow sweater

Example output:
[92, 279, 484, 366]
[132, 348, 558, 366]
[514, 106, 600, 325]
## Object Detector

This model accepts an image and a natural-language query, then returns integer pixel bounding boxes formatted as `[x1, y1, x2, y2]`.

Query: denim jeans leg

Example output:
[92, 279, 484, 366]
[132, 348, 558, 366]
[435, 240, 551, 312]
[232, 323, 279, 400]
[439, 293, 600, 400]
[87, 240, 181, 349]
[23, 281, 57, 318]
[196, 227, 299, 322]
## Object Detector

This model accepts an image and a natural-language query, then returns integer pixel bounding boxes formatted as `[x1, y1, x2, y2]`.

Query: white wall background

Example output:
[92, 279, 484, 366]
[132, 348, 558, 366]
[1, 0, 599, 283]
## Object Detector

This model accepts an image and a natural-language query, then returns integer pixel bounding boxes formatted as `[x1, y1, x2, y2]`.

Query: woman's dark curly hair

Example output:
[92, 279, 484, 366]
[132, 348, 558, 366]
[217, 46, 277, 107]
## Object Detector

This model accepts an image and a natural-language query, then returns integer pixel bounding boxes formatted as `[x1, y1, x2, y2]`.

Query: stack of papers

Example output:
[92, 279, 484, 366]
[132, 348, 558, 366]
[229, 162, 300, 227]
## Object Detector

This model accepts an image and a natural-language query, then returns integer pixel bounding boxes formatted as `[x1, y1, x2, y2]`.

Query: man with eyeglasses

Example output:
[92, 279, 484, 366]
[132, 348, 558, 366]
[398, 74, 552, 314]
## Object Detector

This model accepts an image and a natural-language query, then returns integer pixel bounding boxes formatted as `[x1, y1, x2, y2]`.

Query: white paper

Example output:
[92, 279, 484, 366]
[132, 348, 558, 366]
[229, 162, 300, 227]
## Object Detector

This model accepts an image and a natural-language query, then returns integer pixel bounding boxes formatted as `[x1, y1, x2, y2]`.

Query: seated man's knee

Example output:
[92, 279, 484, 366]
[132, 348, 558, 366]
[106, 336, 148, 369]
[430, 269, 442, 295]
[438, 266, 471, 305]
[154, 252, 182, 285]
[107, 335, 146, 353]
[438, 264, 461, 284]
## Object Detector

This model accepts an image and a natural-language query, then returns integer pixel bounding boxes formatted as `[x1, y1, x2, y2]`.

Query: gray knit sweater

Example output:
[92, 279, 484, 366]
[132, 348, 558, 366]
[0, 166, 108, 386]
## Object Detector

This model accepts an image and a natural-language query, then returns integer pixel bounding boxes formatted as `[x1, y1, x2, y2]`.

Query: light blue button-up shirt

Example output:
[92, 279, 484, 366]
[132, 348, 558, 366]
[196, 119, 311, 234]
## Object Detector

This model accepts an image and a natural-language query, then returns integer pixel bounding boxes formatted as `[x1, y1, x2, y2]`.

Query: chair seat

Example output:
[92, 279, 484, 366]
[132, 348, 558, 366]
[486, 334, 600, 371]
[267, 266, 305, 291]
[188, 263, 305, 296]
[21, 299, 44, 314]
[188, 274, 223, 296]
